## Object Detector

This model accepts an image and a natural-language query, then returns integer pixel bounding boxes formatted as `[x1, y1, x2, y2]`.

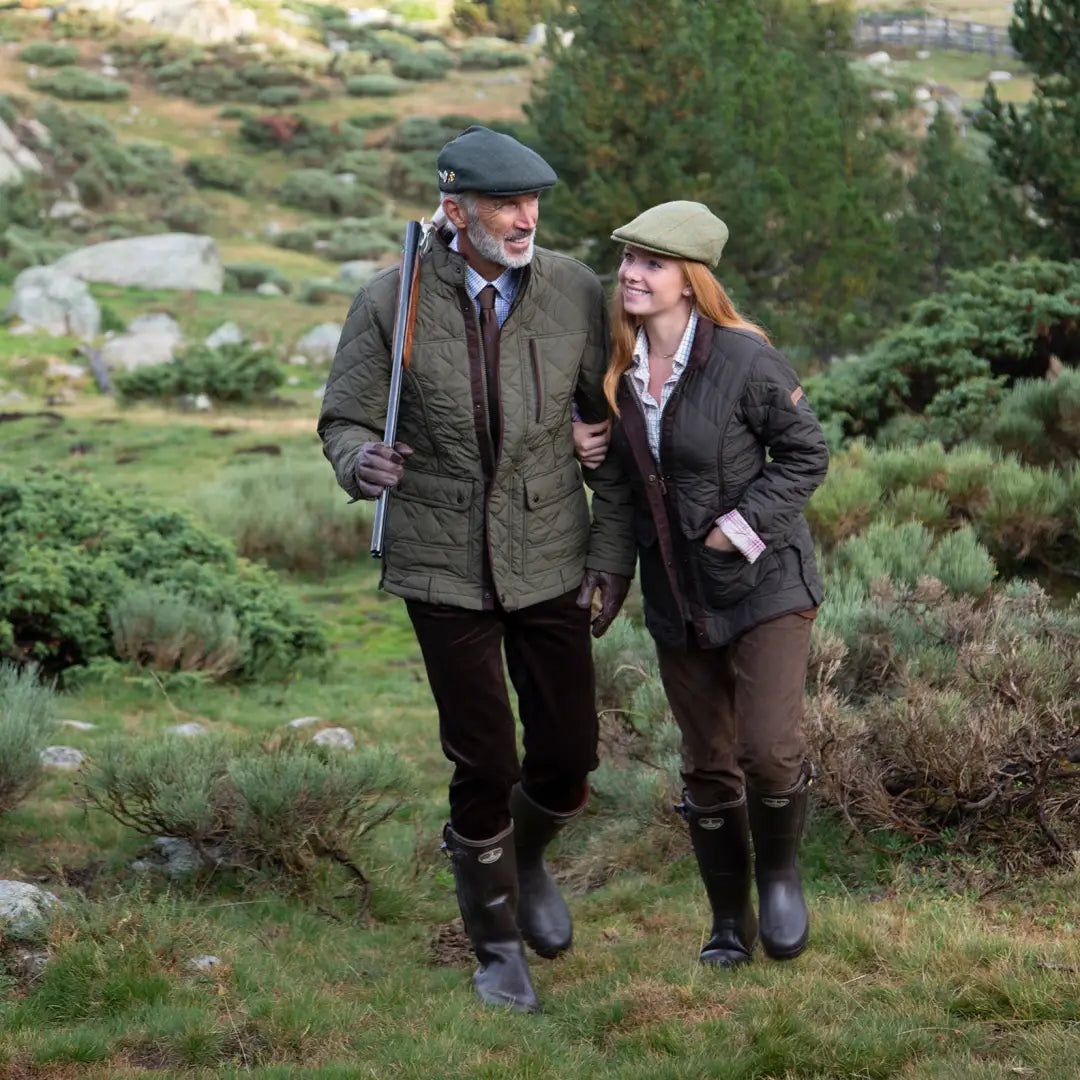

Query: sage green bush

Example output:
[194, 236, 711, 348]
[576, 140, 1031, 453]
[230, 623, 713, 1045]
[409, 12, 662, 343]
[83, 733, 413, 884]
[223, 261, 292, 294]
[278, 170, 385, 217]
[0, 471, 326, 681]
[34, 68, 130, 101]
[114, 342, 284, 406]
[195, 457, 373, 577]
[185, 154, 254, 193]
[344, 74, 409, 96]
[19, 42, 78, 66]
[0, 663, 55, 815]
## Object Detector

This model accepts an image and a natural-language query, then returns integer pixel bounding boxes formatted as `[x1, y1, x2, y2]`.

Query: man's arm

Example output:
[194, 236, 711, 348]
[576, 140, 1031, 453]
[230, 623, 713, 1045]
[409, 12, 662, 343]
[317, 285, 395, 500]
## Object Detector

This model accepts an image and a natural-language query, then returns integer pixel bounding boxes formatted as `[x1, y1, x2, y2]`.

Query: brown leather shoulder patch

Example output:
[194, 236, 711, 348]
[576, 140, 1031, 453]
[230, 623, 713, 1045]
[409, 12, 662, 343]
[790, 386, 805, 406]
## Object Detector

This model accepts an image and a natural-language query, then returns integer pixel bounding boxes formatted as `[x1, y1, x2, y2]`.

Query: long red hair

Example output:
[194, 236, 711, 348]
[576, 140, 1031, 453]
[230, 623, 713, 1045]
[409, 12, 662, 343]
[604, 259, 768, 414]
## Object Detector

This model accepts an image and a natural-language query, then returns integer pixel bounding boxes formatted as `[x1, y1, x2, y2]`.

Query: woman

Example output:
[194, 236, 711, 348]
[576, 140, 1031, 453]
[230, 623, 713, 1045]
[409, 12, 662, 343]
[592, 201, 828, 967]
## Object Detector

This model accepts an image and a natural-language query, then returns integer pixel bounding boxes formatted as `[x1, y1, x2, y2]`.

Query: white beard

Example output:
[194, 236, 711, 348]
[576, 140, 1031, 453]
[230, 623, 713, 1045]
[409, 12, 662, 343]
[466, 211, 535, 269]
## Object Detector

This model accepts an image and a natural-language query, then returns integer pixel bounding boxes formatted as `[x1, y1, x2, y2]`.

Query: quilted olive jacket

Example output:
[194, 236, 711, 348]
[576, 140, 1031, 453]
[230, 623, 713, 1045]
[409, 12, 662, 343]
[318, 233, 637, 610]
[612, 318, 828, 649]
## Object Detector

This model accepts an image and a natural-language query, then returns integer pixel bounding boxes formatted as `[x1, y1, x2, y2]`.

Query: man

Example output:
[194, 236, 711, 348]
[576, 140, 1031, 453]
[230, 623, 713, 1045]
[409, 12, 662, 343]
[318, 126, 635, 1013]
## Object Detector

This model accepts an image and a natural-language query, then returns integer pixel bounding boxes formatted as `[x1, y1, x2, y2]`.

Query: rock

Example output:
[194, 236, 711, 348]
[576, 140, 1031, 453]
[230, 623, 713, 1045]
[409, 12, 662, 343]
[205, 320, 244, 348]
[188, 954, 221, 972]
[312, 727, 355, 750]
[0, 881, 59, 941]
[49, 199, 84, 221]
[347, 6, 395, 26]
[871, 89, 898, 103]
[17, 117, 52, 149]
[179, 393, 213, 411]
[286, 375, 300, 386]
[525, 22, 546, 46]
[0, 118, 44, 188]
[294, 323, 342, 365]
[9, 946, 50, 981]
[338, 260, 377, 284]
[101, 63, 120, 77]
[69, 0, 259, 43]
[47, 360, 88, 381]
[0, 389, 27, 406]
[6, 266, 101, 340]
[60, 719, 97, 731]
[131, 836, 220, 879]
[167, 722, 206, 737]
[913, 86, 932, 102]
[40, 746, 85, 770]
[55, 233, 225, 294]
[101, 314, 184, 373]
[256, 281, 284, 296]
[45, 386, 79, 407]
[988, 70, 1012, 83]
[865, 50, 891, 68]
[287, 715, 321, 728]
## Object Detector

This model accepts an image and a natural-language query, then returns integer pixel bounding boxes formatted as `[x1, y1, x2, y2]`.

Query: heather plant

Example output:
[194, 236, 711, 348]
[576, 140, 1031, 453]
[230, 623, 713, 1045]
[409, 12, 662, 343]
[0, 471, 326, 681]
[0, 662, 55, 815]
[185, 154, 254, 193]
[18, 42, 78, 66]
[82, 733, 413, 888]
[33, 68, 129, 101]
[114, 342, 285, 406]
[194, 457, 374, 576]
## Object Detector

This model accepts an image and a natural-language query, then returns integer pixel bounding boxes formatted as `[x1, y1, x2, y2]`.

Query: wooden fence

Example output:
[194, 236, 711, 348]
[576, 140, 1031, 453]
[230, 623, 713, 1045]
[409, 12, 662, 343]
[853, 15, 1017, 58]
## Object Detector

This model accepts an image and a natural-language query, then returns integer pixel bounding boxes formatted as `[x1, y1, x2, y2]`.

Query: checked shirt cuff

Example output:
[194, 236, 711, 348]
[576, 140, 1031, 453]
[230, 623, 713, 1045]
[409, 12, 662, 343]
[717, 510, 766, 564]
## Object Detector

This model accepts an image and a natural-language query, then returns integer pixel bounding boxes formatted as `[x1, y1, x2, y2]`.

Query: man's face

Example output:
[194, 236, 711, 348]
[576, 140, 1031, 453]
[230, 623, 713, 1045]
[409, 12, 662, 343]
[461, 193, 540, 269]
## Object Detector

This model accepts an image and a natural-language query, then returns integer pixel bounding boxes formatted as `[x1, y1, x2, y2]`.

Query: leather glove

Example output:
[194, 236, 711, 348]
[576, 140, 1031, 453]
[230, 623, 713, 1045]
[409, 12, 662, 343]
[353, 441, 413, 498]
[575, 570, 631, 639]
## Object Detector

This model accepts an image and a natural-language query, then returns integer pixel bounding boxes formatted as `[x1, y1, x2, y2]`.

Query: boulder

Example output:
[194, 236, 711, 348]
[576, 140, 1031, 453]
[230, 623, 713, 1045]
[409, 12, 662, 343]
[101, 314, 184, 372]
[167, 722, 206, 737]
[294, 323, 342, 365]
[0, 881, 59, 941]
[255, 281, 284, 297]
[40, 746, 86, 770]
[338, 260, 377, 284]
[312, 727, 355, 750]
[865, 50, 891, 67]
[0, 118, 44, 188]
[55, 234, 225, 294]
[6, 266, 101, 341]
[69, 0, 258, 43]
[205, 321, 244, 348]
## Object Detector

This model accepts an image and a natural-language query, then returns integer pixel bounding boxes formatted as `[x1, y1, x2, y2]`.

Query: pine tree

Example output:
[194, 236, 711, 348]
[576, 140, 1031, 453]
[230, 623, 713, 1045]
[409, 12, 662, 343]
[976, 0, 1080, 258]
[526, 0, 908, 356]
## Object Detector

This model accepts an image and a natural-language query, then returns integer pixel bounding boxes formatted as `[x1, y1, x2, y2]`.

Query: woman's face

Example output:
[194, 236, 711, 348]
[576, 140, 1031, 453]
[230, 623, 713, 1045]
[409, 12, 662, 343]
[617, 245, 691, 318]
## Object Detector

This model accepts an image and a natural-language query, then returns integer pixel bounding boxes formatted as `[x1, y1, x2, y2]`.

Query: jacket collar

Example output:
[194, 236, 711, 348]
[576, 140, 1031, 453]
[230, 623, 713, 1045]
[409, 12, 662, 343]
[430, 227, 535, 296]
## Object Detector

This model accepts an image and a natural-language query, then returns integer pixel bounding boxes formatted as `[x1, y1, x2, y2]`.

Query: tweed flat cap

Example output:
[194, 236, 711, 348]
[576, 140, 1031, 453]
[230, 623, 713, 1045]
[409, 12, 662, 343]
[436, 125, 557, 196]
[611, 201, 729, 266]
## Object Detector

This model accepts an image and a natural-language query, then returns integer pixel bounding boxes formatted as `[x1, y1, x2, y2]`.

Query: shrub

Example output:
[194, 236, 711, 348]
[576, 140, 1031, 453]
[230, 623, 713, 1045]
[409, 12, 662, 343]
[989, 369, 1080, 468]
[298, 277, 360, 304]
[83, 733, 412, 887]
[257, 85, 303, 108]
[391, 49, 453, 81]
[185, 154, 253, 193]
[114, 342, 285, 406]
[345, 74, 408, 97]
[163, 199, 210, 233]
[389, 115, 461, 152]
[328, 149, 384, 188]
[278, 169, 385, 217]
[19, 42, 78, 66]
[0, 662, 55, 815]
[459, 40, 530, 69]
[384, 150, 438, 203]
[322, 219, 399, 261]
[195, 457, 374, 575]
[223, 262, 292, 293]
[0, 472, 325, 681]
[807, 580, 1080, 869]
[33, 68, 130, 101]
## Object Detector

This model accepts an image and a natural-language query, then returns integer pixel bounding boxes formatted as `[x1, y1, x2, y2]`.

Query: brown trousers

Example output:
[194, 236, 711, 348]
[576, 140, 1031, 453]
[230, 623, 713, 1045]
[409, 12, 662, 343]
[655, 611, 815, 807]
[406, 590, 597, 840]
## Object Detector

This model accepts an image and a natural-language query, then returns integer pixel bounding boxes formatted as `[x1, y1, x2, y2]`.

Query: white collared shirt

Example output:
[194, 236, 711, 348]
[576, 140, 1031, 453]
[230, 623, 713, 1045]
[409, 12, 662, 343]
[627, 310, 698, 464]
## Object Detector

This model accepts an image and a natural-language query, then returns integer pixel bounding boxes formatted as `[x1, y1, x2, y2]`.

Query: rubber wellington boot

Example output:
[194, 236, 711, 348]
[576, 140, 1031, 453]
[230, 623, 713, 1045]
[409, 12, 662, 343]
[677, 792, 757, 967]
[443, 823, 539, 1012]
[509, 784, 583, 958]
[747, 764, 813, 960]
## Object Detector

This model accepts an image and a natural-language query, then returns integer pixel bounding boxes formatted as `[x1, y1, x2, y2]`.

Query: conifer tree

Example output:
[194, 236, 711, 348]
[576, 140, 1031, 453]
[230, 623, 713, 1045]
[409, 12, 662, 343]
[977, 0, 1080, 258]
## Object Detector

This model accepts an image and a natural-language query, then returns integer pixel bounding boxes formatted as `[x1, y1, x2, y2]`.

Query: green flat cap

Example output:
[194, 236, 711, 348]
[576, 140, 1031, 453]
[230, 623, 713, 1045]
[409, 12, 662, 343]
[437, 125, 557, 197]
[611, 201, 729, 266]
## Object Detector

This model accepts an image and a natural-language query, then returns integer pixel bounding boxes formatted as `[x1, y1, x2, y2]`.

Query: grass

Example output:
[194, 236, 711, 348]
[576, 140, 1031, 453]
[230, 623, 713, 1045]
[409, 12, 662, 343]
[2, 408, 1080, 1077]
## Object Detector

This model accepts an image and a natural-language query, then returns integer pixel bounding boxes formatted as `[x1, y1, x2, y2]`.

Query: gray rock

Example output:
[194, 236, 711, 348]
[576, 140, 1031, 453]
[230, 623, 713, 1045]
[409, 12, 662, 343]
[312, 727, 355, 750]
[0, 389, 27, 406]
[0, 118, 44, 187]
[47, 360, 88, 380]
[287, 715, 321, 728]
[18, 117, 52, 149]
[338, 260, 377, 284]
[48, 199, 84, 220]
[69, 0, 258, 44]
[188, 954, 222, 972]
[865, 50, 891, 67]
[132, 836, 218, 879]
[205, 321, 244, 348]
[9, 946, 50, 981]
[60, 719, 97, 731]
[988, 70, 1012, 83]
[179, 393, 212, 412]
[294, 323, 342, 365]
[0, 881, 59, 941]
[55, 233, 225, 294]
[256, 281, 284, 296]
[286, 375, 300, 386]
[167, 722, 206, 737]
[40, 746, 85, 770]
[101, 314, 184, 373]
[6, 266, 101, 340]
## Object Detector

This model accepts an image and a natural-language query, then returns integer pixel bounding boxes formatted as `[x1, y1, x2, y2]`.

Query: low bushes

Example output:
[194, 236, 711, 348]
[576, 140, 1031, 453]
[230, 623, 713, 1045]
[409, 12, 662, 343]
[195, 457, 374, 576]
[0, 663, 55, 816]
[185, 154, 254, 193]
[277, 169, 385, 218]
[114, 342, 285, 406]
[19, 42, 78, 66]
[344, 74, 409, 97]
[272, 216, 401, 262]
[83, 733, 412, 886]
[223, 261, 292, 294]
[0, 471, 325, 681]
[33, 68, 130, 101]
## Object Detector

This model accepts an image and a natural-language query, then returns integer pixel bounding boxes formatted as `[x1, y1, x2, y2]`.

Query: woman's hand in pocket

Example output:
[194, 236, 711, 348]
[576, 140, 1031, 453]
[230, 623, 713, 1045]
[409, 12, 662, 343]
[704, 524, 738, 553]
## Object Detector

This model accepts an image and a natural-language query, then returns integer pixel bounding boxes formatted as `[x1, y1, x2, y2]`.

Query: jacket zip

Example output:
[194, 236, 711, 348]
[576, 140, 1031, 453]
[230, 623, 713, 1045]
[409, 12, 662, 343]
[529, 339, 543, 423]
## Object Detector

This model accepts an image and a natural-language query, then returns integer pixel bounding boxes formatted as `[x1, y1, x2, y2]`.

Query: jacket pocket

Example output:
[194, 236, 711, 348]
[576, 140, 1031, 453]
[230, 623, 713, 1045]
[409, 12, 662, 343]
[525, 332, 587, 430]
[521, 460, 589, 574]
[387, 469, 474, 579]
[693, 544, 764, 610]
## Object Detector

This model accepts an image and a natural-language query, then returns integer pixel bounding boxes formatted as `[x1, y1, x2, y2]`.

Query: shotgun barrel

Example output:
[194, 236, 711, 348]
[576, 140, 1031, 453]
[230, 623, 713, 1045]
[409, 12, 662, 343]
[370, 219, 423, 558]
